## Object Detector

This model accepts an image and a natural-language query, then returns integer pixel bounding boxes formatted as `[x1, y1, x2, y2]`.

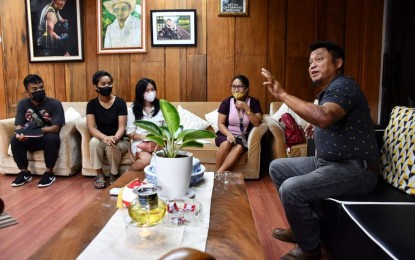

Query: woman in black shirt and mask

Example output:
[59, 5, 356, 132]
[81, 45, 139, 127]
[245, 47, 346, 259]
[86, 70, 129, 189]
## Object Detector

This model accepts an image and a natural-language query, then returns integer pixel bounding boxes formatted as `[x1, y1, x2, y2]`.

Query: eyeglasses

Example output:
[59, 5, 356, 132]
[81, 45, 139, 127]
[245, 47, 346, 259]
[231, 85, 246, 91]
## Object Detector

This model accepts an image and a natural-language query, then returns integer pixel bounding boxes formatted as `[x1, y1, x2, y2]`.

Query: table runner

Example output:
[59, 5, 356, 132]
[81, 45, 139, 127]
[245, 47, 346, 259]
[77, 172, 214, 260]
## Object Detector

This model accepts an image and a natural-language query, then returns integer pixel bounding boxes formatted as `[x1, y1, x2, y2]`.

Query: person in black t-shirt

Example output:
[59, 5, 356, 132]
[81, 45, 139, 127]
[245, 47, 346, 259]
[11, 74, 65, 188]
[87, 70, 128, 189]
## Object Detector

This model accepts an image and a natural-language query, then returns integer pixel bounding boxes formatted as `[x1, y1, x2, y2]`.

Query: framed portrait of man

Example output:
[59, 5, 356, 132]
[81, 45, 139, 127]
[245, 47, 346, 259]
[25, 0, 84, 62]
[97, 0, 146, 54]
[218, 0, 249, 16]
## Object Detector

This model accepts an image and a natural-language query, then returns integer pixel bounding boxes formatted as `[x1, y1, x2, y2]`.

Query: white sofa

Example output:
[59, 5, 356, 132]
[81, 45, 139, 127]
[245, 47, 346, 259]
[0, 101, 269, 179]
[0, 102, 83, 176]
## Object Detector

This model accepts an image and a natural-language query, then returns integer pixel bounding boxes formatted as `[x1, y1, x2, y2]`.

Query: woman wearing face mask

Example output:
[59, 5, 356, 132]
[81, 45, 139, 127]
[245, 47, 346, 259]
[86, 70, 129, 189]
[126, 78, 164, 171]
[215, 75, 263, 174]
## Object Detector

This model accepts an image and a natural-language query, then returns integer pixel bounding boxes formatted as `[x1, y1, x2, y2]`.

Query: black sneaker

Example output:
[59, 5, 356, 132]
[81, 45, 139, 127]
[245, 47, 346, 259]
[38, 172, 56, 188]
[11, 171, 32, 187]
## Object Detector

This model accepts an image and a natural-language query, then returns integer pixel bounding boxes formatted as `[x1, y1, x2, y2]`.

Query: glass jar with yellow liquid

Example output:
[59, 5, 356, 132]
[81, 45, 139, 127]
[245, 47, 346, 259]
[128, 184, 166, 227]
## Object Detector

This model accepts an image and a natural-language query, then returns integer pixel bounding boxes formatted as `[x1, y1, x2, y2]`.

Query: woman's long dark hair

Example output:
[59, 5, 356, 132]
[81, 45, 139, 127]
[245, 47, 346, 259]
[132, 78, 160, 119]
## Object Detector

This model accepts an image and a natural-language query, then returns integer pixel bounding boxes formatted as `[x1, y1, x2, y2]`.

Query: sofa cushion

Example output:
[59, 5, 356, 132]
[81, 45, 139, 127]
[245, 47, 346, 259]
[178, 105, 210, 130]
[271, 103, 307, 129]
[204, 109, 219, 133]
[65, 107, 82, 122]
[381, 106, 415, 195]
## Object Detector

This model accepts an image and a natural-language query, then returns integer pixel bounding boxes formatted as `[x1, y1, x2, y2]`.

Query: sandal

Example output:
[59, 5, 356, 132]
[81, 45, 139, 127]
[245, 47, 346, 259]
[109, 173, 120, 185]
[94, 174, 107, 189]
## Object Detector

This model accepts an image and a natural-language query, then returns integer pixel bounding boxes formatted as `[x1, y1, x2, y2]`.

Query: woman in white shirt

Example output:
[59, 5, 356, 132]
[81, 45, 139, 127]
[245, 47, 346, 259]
[126, 78, 164, 171]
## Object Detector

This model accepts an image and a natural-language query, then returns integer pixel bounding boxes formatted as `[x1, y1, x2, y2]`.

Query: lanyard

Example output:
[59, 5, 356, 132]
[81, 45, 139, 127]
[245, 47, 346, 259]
[238, 110, 248, 148]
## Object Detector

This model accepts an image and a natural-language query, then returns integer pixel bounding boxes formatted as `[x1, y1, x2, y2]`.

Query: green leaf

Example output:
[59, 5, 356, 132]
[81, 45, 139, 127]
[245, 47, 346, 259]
[160, 100, 180, 137]
[145, 134, 165, 147]
[134, 121, 162, 137]
[180, 140, 204, 149]
[182, 130, 216, 143]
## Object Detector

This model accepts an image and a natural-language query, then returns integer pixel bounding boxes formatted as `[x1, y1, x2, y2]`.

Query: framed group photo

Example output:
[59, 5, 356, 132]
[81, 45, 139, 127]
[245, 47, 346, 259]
[97, 0, 146, 54]
[25, 0, 83, 62]
[218, 0, 249, 16]
[150, 9, 197, 47]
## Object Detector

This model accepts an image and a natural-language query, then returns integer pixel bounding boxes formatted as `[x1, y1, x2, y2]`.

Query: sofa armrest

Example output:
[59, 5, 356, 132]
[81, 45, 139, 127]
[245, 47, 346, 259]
[263, 114, 287, 159]
[0, 118, 15, 162]
[75, 117, 91, 168]
[246, 121, 268, 162]
[247, 121, 268, 150]
[59, 120, 78, 139]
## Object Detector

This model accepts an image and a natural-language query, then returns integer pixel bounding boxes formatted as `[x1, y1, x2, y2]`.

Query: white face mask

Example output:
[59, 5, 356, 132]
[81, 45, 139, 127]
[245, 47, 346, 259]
[144, 91, 156, 102]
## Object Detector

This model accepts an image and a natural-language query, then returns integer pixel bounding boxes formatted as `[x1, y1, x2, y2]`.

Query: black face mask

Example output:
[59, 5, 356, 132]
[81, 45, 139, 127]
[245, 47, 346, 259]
[31, 89, 46, 103]
[96, 86, 112, 96]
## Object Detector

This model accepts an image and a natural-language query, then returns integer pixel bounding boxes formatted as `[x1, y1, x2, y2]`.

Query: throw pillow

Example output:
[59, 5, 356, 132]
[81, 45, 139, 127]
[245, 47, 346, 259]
[65, 107, 82, 122]
[205, 109, 219, 133]
[178, 105, 210, 130]
[271, 103, 308, 129]
[381, 106, 415, 196]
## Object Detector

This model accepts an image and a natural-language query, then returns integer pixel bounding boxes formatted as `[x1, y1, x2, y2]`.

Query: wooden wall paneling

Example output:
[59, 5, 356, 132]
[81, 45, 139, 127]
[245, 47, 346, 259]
[0, 0, 386, 119]
[285, 0, 316, 102]
[0, 15, 6, 119]
[344, 0, 364, 81]
[206, 0, 235, 102]
[185, 0, 207, 101]
[53, 64, 67, 102]
[164, 47, 182, 102]
[66, 62, 87, 102]
[85, 0, 99, 102]
[186, 54, 207, 101]
[117, 54, 132, 101]
[162, 0, 187, 102]
[265, 0, 287, 111]
[315, 0, 346, 43]
[361, 0, 383, 122]
[3, 0, 29, 118]
[234, 0, 268, 110]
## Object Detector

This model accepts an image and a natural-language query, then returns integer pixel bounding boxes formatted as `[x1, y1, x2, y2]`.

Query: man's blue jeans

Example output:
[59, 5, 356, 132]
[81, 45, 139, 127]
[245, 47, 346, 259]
[269, 156, 378, 250]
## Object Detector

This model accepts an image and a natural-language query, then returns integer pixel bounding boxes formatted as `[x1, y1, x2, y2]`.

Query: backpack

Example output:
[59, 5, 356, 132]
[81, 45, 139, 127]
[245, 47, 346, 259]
[279, 113, 305, 148]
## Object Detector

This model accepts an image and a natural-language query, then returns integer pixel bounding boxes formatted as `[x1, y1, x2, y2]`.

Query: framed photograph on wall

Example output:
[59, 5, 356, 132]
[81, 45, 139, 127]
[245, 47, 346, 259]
[25, 0, 83, 62]
[150, 9, 197, 47]
[97, 0, 146, 54]
[218, 0, 249, 16]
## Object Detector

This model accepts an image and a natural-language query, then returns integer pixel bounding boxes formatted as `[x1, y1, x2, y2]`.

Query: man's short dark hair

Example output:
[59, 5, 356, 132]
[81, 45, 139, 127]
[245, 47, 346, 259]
[23, 74, 44, 90]
[310, 41, 345, 71]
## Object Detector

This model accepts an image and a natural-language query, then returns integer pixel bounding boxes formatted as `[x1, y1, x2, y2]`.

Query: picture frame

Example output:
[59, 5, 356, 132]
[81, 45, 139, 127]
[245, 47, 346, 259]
[218, 0, 249, 16]
[97, 0, 146, 54]
[25, 0, 83, 62]
[150, 9, 197, 47]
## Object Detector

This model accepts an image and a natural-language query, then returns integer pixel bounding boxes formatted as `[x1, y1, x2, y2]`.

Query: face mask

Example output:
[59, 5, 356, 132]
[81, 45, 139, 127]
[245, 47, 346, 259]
[31, 89, 46, 103]
[232, 88, 248, 101]
[144, 91, 156, 102]
[97, 86, 112, 96]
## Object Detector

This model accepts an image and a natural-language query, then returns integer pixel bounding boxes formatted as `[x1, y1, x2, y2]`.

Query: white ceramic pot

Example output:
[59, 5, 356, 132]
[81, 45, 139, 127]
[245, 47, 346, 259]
[155, 151, 193, 199]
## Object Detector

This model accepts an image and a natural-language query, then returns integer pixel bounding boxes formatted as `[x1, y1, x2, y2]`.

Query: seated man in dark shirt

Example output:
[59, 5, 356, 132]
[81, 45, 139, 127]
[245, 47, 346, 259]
[11, 74, 65, 188]
[261, 41, 379, 260]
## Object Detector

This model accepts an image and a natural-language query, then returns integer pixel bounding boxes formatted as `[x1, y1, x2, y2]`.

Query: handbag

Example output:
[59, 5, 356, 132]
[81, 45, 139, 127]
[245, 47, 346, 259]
[279, 113, 305, 148]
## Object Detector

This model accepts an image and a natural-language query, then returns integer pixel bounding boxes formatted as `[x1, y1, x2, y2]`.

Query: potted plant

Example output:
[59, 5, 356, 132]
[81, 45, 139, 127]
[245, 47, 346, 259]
[134, 99, 216, 198]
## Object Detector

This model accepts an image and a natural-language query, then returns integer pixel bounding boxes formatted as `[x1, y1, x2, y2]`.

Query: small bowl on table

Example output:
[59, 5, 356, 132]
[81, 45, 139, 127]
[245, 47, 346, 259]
[144, 165, 205, 187]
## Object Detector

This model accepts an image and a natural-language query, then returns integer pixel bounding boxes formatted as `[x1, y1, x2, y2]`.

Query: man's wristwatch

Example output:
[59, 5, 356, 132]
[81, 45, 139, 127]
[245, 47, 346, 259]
[246, 109, 252, 115]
